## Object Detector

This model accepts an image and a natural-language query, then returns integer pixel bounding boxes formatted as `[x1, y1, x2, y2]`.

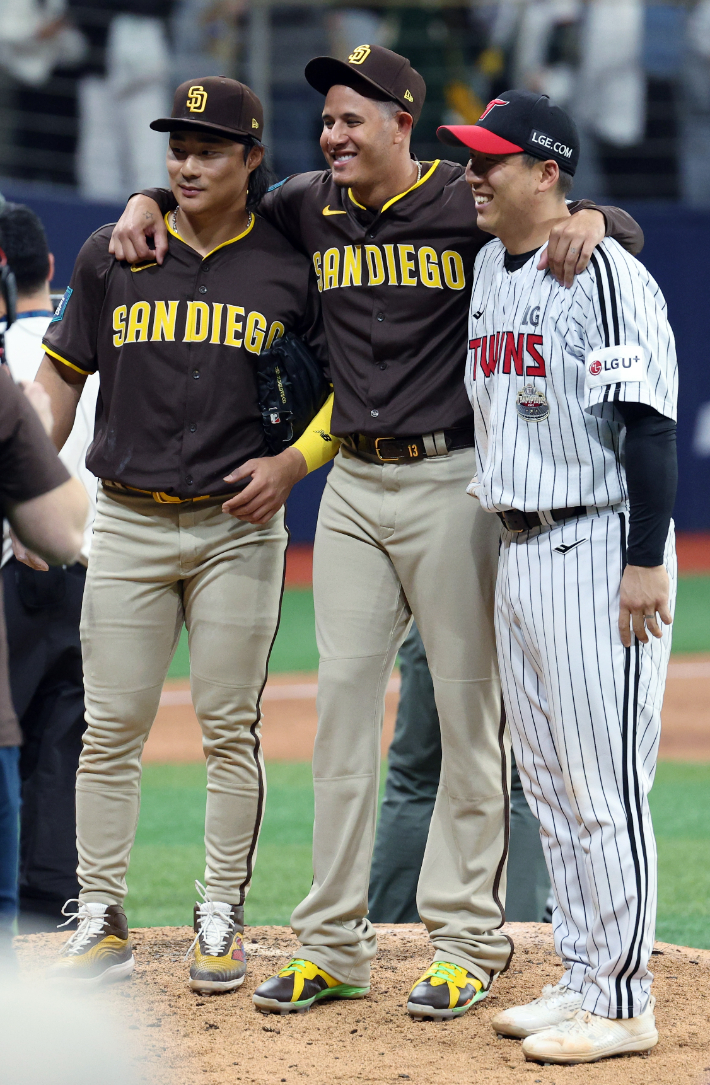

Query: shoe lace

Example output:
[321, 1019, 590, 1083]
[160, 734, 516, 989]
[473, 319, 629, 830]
[57, 899, 106, 956]
[427, 961, 465, 985]
[185, 881, 234, 960]
[279, 959, 309, 977]
[531, 983, 570, 1005]
[556, 1009, 595, 1034]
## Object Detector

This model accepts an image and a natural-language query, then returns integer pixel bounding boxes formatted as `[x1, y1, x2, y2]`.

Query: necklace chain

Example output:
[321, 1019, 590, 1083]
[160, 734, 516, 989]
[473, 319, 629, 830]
[170, 207, 253, 240]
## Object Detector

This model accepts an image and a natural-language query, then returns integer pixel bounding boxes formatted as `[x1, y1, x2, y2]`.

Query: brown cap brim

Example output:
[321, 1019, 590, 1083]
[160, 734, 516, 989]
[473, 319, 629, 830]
[305, 56, 406, 111]
[150, 116, 260, 142]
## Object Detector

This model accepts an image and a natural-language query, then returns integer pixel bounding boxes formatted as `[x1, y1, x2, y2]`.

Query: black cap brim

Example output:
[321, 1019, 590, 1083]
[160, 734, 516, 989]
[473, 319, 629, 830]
[150, 117, 259, 142]
[305, 56, 403, 110]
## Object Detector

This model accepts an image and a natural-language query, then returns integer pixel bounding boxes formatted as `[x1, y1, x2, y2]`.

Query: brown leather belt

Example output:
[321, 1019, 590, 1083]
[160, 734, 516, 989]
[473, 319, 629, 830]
[343, 427, 474, 465]
[496, 506, 586, 533]
[102, 480, 238, 505]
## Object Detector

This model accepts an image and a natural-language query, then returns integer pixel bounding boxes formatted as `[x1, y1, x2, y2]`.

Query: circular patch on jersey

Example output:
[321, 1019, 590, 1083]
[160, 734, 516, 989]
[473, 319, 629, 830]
[515, 383, 550, 422]
[589, 359, 602, 376]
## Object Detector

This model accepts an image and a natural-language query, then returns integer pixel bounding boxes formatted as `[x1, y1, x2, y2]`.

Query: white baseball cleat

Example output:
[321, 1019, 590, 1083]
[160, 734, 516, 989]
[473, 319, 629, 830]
[521, 997, 658, 1064]
[491, 983, 584, 1038]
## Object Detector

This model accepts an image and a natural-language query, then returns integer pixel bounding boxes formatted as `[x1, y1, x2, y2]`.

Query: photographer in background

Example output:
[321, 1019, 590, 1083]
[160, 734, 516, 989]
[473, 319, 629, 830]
[0, 203, 99, 932]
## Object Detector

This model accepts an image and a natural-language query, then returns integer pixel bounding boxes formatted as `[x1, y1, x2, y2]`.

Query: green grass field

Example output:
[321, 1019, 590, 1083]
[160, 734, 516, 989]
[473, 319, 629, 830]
[167, 575, 710, 680]
[126, 760, 710, 950]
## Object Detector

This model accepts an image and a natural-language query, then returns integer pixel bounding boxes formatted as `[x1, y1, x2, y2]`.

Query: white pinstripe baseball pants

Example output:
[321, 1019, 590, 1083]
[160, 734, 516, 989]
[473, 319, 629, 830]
[495, 509, 676, 1019]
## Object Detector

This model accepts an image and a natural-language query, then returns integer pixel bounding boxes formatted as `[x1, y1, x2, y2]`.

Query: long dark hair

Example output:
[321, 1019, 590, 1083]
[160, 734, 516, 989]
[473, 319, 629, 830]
[241, 139, 276, 211]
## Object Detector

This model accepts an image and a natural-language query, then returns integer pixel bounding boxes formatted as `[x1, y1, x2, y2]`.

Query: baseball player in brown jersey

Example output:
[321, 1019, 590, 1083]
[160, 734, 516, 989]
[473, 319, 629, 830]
[35, 78, 327, 992]
[112, 48, 643, 1019]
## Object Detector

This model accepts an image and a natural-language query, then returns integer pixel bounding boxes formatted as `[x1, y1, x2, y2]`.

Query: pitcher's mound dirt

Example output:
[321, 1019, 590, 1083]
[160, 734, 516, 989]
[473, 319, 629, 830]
[17, 923, 710, 1085]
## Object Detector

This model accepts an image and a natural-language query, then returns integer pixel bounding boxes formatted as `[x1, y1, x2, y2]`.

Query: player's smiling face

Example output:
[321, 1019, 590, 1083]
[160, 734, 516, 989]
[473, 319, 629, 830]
[321, 85, 411, 190]
[465, 151, 537, 235]
[167, 131, 263, 218]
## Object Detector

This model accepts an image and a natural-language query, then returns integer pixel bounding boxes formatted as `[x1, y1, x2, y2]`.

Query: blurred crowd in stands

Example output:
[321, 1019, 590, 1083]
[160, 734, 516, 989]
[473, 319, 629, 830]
[0, 2, 706, 201]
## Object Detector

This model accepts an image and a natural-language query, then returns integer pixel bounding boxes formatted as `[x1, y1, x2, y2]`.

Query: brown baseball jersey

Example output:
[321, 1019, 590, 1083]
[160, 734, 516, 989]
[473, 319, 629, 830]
[146, 163, 642, 440]
[42, 215, 326, 499]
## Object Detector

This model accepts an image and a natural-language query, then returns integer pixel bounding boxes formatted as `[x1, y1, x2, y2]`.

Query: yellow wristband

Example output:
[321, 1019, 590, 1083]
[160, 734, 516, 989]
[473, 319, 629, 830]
[292, 392, 341, 474]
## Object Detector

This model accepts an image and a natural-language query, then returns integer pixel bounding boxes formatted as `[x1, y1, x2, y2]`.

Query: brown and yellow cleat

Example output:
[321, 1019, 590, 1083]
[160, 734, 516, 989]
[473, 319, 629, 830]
[253, 959, 369, 1014]
[186, 881, 247, 994]
[407, 960, 488, 1020]
[48, 901, 134, 986]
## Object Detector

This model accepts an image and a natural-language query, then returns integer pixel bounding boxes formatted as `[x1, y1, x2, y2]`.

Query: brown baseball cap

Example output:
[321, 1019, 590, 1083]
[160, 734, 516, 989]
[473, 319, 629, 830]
[304, 45, 426, 125]
[150, 76, 264, 142]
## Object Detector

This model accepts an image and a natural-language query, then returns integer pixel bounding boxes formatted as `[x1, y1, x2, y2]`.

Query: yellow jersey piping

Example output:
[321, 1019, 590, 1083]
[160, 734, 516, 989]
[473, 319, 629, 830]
[44, 346, 92, 377]
[381, 160, 439, 212]
[347, 160, 440, 215]
[164, 211, 256, 259]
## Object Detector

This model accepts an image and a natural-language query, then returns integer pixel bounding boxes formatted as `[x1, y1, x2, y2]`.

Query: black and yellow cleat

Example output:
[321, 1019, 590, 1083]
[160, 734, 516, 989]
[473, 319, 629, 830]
[407, 960, 488, 1020]
[253, 958, 369, 1015]
[48, 900, 134, 986]
[187, 882, 247, 994]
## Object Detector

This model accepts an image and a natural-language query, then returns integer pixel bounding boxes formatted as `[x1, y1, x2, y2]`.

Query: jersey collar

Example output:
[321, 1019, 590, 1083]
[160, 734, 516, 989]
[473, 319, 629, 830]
[347, 160, 440, 215]
[164, 210, 256, 260]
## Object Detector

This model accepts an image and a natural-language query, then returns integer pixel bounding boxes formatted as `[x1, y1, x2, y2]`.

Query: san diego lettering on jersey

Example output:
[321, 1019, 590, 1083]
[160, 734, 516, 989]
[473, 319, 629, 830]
[111, 299, 284, 353]
[311, 242, 466, 292]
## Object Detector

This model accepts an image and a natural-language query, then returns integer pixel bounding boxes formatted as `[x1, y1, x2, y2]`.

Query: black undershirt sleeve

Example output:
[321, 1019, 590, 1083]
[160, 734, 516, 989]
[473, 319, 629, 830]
[616, 401, 677, 567]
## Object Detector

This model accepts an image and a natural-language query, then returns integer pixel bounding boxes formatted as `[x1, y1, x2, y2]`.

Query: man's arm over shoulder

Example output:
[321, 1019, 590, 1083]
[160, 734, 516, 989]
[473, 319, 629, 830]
[110, 189, 174, 264]
[569, 200, 643, 256]
[543, 201, 644, 288]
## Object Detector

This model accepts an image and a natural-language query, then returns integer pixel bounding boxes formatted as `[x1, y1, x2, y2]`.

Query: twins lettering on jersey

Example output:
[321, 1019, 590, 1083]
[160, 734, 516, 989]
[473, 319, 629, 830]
[312, 244, 466, 293]
[111, 301, 284, 353]
[468, 331, 546, 379]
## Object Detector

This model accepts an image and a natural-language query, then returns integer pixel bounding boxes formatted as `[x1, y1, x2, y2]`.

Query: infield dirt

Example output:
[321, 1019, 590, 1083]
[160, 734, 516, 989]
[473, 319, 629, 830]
[17, 923, 710, 1085]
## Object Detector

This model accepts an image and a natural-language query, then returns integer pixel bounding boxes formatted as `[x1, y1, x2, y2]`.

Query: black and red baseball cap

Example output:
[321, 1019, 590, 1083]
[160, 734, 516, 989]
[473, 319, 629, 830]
[305, 45, 426, 125]
[151, 77, 264, 143]
[437, 89, 579, 175]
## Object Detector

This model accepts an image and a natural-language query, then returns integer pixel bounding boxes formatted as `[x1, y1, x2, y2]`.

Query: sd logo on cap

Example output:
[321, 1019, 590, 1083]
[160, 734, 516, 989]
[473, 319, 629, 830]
[186, 86, 208, 113]
[305, 44, 426, 126]
[151, 76, 264, 142]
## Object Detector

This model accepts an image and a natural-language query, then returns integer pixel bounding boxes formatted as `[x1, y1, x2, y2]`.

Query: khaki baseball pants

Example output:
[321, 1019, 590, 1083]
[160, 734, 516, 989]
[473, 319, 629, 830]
[77, 488, 287, 912]
[291, 447, 512, 988]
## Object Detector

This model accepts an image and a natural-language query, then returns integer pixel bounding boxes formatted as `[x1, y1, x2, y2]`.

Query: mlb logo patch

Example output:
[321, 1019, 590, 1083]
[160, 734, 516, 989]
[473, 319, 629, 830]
[50, 286, 72, 323]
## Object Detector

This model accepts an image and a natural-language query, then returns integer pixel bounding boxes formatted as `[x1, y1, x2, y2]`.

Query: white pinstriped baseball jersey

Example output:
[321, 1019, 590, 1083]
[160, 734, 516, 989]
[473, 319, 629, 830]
[472, 232, 679, 1020]
[465, 237, 678, 513]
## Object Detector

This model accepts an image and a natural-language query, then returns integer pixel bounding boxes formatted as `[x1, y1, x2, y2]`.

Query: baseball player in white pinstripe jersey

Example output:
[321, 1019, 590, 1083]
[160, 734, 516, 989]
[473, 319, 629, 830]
[438, 92, 678, 1064]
